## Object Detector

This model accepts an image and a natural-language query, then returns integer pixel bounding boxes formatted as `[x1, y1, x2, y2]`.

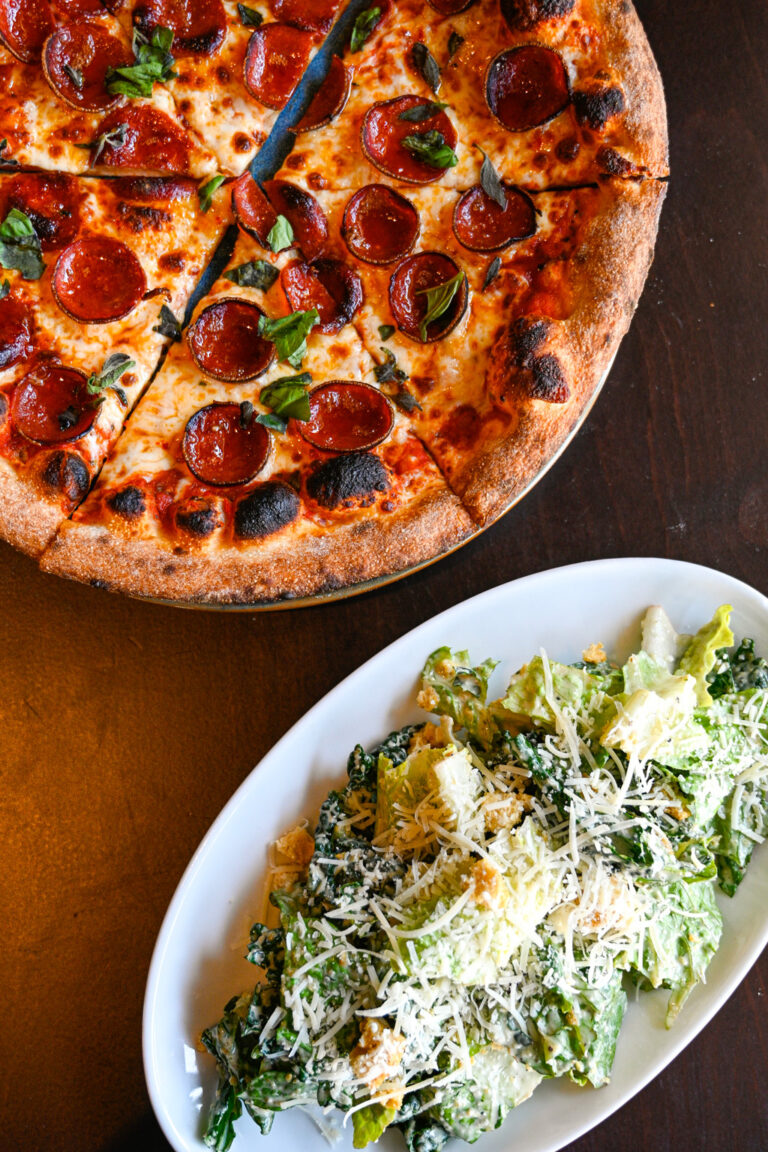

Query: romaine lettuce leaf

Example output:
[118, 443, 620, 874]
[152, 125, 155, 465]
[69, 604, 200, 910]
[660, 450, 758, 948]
[713, 778, 768, 895]
[419, 647, 498, 743]
[676, 605, 734, 706]
[640, 605, 689, 672]
[428, 1045, 541, 1142]
[497, 657, 615, 732]
[352, 1102, 397, 1148]
[623, 879, 722, 1025]
[527, 944, 626, 1087]
[375, 745, 480, 840]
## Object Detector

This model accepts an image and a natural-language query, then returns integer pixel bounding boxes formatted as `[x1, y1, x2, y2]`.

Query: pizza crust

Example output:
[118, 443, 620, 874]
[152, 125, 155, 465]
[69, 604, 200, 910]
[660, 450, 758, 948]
[456, 177, 667, 524]
[0, 460, 64, 556]
[591, 0, 669, 178]
[40, 483, 475, 604]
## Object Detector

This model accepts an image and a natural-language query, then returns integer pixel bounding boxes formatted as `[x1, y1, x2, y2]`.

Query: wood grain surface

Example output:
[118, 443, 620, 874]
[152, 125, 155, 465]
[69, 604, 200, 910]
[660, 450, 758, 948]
[2, 1, 768, 1148]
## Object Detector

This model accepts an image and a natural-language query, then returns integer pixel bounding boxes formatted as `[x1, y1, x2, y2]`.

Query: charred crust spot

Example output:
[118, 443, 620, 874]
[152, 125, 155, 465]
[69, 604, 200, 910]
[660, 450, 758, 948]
[42, 451, 90, 504]
[572, 86, 625, 130]
[108, 485, 145, 519]
[510, 317, 550, 363]
[117, 202, 170, 233]
[234, 481, 300, 539]
[597, 146, 636, 178]
[306, 452, 389, 510]
[529, 353, 570, 403]
[163, 563, 177, 575]
[501, 0, 575, 32]
[233, 133, 253, 153]
[176, 501, 220, 537]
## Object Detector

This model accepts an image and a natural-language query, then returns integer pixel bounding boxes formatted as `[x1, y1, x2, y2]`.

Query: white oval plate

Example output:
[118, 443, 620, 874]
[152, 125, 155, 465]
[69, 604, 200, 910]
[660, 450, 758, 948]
[144, 557, 768, 1152]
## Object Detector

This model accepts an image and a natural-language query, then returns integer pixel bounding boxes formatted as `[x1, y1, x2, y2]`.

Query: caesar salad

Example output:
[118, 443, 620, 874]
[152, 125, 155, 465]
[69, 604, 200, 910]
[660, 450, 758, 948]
[201, 604, 768, 1150]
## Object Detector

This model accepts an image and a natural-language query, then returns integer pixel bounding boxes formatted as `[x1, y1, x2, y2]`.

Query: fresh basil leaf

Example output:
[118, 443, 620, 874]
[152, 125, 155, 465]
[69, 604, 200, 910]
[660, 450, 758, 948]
[373, 348, 407, 385]
[402, 129, 457, 169]
[198, 174, 226, 213]
[259, 375, 312, 422]
[63, 63, 84, 91]
[378, 324, 395, 341]
[255, 411, 287, 432]
[153, 303, 182, 341]
[257, 309, 319, 368]
[0, 279, 9, 300]
[86, 353, 135, 406]
[76, 122, 128, 164]
[266, 214, 294, 254]
[237, 3, 263, 25]
[0, 208, 45, 280]
[239, 400, 255, 428]
[392, 386, 422, 413]
[398, 100, 448, 123]
[349, 6, 381, 52]
[224, 260, 279, 291]
[482, 256, 502, 292]
[448, 31, 464, 60]
[412, 41, 441, 94]
[417, 270, 464, 341]
[477, 146, 506, 209]
[106, 25, 177, 99]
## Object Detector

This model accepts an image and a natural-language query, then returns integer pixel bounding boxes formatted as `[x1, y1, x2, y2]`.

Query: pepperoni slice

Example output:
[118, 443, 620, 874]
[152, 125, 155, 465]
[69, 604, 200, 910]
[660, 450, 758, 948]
[294, 56, 351, 133]
[52, 236, 147, 324]
[188, 298, 275, 382]
[233, 175, 329, 261]
[361, 95, 458, 184]
[342, 185, 419, 265]
[427, 0, 475, 12]
[389, 252, 467, 343]
[91, 106, 191, 173]
[0, 292, 33, 369]
[0, 0, 54, 64]
[300, 382, 394, 453]
[452, 183, 536, 251]
[183, 403, 270, 487]
[43, 24, 131, 111]
[263, 179, 328, 260]
[244, 24, 314, 111]
[11, 363, 96, 444]
[232, 173, 276, 245]
[281, 258, 362, 334]
[2, 172, 81, 251]
[133, 0, 227, 57]
[269, 0, 341, 32]
[486, 45, 570, 132]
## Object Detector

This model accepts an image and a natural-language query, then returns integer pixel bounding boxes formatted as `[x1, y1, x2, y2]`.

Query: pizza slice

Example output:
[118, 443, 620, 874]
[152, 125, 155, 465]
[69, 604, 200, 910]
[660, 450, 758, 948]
[345, 177, 667, 524]
[0, 5, 219, 177]
[0, 171, 231, 554]
[276, 0, 667, 192]
[41, 227, 474, 603]
[110, 0, 348, 175]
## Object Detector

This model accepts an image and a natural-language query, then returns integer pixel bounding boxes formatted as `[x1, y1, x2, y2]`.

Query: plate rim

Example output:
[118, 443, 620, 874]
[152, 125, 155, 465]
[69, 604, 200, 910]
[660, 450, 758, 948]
[143, 556, 768, 1151]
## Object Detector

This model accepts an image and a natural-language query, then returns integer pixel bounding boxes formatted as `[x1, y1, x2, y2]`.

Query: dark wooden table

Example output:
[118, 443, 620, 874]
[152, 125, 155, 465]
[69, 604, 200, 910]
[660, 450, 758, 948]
[2, 1, 768, 1149]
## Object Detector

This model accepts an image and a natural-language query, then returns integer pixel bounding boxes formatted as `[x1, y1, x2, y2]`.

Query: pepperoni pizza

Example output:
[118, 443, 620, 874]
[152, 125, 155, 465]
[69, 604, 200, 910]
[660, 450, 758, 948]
[0, 0, 667, 604]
